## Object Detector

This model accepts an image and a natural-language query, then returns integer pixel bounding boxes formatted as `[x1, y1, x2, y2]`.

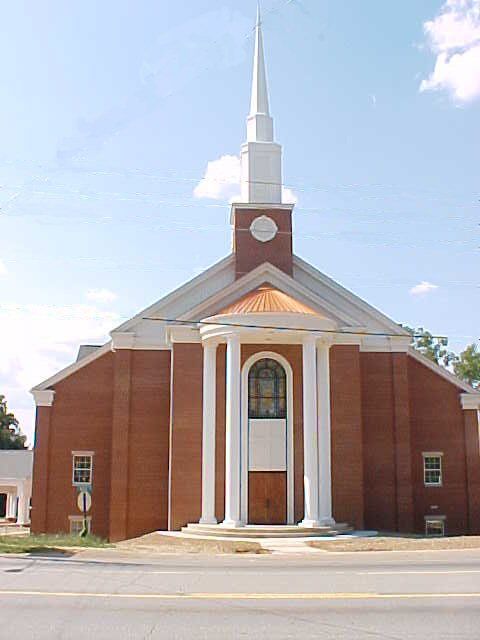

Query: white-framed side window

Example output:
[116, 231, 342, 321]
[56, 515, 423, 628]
[423, 452, 443, 486]
[72, 451, 94, 486]
[425, 516, 445, 537]
[69, 515, 92, 535]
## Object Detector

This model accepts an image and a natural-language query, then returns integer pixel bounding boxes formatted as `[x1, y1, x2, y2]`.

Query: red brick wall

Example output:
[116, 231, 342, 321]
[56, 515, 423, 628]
[168, 343, 203, 530]
[331, 345, 364, 528]
[392, 353, 414, 532]
[361, 352, 396, 530]
[31, 406, 53, 533]
[32, 336, 479, 539]
[361, 352, 416, 532]
[31, 349, 172, 541]
[109, 349, 132, 541]
[408, 357, 469, 535]
[464, 409, 480, 534]
[126, 351, 171, 539]
[233, 208, 293, 278]
[33, 353, 114, 539]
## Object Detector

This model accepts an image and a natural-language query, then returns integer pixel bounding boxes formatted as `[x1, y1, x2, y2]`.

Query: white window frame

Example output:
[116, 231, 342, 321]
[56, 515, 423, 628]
[72, 451, 94, 486]
[423, 452, 443, 487]
[68, 515, 92, 535]
[425, 516, 445, 537]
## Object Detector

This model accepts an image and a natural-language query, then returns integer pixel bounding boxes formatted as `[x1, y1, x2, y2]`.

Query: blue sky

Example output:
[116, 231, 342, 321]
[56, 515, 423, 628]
[1, 0, 478, 444]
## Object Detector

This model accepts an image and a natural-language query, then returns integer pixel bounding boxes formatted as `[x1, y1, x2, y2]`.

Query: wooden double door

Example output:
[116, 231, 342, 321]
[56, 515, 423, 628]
[248, 471, 287, 525]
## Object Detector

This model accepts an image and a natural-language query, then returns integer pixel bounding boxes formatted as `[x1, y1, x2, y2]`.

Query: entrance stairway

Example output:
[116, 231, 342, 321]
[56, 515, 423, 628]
[181, 523, 352, 539]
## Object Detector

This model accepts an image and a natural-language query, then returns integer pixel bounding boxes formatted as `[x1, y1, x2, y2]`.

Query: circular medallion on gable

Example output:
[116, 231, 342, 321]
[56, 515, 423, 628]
[249, 215, 278, 243]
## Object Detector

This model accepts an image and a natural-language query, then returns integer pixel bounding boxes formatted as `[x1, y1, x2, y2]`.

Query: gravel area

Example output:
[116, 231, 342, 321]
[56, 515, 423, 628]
[117, 532, 266, 554]
[308, 535, 480, 552]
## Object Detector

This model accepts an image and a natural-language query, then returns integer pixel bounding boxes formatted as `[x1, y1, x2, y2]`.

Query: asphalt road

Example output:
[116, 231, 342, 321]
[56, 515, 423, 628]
[1, 549, 480, 639]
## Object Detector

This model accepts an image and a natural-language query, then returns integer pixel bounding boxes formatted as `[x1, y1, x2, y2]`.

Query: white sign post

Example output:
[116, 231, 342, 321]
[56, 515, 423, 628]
[76, 485, 92, 537]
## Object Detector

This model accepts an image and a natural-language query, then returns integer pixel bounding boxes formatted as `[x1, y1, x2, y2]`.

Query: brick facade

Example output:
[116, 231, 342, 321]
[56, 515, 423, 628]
[233, 207, 293, 278]
[31, 342, 480, 540]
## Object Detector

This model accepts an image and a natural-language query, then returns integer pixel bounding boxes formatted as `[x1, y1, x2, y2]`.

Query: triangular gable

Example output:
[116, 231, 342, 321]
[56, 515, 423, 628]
[178, 261, 405, 335]
[293, 255, 409, 336]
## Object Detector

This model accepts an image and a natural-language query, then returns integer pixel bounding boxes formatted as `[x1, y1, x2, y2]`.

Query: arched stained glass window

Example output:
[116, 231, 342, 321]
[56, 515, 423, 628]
[248, 358, 286, 419]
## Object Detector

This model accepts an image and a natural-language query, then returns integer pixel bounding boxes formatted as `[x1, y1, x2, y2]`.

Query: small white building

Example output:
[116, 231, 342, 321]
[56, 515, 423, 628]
[0, 450, 33, 525]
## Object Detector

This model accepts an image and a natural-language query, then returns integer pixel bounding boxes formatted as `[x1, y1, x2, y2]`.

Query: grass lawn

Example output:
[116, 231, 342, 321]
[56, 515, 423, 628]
[0, 534, 112, 554]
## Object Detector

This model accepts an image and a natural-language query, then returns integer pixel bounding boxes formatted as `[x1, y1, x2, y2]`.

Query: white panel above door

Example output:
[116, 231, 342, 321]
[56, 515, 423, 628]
[249, 418, 287, 471]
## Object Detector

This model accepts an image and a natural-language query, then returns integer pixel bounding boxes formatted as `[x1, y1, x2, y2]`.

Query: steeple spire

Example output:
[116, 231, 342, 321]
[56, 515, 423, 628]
[249, 4, 270, 120]
[247, 3, 274, 143]
[240, 4, 282, 203]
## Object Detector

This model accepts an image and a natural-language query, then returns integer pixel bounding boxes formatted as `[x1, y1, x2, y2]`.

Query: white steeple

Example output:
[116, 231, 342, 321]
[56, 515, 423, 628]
[240, 4, 282, 204]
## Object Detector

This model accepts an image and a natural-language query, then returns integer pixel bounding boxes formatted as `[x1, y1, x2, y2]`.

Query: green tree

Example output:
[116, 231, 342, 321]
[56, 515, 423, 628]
[453, 343, 480, 389]
[403, 326, 456, 367]
[0, 394, 27, 449]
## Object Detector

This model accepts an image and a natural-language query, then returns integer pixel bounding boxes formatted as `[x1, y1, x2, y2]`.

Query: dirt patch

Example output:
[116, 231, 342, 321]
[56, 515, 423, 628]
[117, 532, 267, 554]
[308, 535, 480, 552]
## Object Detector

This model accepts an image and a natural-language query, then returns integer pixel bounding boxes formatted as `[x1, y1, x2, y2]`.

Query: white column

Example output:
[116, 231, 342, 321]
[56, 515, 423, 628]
[5, 492, 16, 519]
[300, 334, 321, 527]
[200, 342, 218, 525]
[16, 483, 29, 525]
[222, 334, 242, 527]
[317, 340, 335, 526]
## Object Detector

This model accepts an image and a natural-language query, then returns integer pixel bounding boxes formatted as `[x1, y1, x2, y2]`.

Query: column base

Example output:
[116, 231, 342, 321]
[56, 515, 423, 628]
[199, 517, 218, 525]
[220, 519, 244, 528]
[299, 519, 322, 528]
[319, 517, 336, 527]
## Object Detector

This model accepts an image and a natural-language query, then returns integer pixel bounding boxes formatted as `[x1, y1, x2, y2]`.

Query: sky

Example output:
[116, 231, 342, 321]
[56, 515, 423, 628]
[1, 0, 478, 445]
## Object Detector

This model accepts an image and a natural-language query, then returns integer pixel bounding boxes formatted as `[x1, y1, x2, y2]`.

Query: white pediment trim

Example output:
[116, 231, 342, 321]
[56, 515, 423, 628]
[179, 262, 357, 326]
[112, 254, 235, 333]
[293, 255, 409, 337]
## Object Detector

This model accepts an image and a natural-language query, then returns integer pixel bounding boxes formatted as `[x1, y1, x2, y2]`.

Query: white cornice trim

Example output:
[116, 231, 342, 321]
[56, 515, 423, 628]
[112, 254, 235, 334]
[461, 393, 480, 410]
[408, 347, 475, 393]
[181, 262, 356, 326]
[166, 325, 201, 344]
[31, 342, 112, 392]
[110, 332, 136, 350]
[360, 336, 411, 352]
[31, 390, 55, 407]
[292, 255, 410, 337]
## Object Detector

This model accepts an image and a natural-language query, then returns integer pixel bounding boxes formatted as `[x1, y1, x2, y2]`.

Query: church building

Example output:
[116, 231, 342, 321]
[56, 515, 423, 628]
[31, 10, 480, 542]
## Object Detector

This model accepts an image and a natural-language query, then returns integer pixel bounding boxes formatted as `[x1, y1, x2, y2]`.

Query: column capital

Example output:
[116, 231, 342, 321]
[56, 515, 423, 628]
[202, 338, 221, 349]
[302, 332, 317, 346]
[316, 336, 334, 348]
[31, 390, 55, 407]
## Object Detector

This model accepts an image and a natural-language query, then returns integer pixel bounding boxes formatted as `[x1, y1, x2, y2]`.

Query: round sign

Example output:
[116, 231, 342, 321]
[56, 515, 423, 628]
[77, 491, 92, 513]
[249, 215, 278, 243]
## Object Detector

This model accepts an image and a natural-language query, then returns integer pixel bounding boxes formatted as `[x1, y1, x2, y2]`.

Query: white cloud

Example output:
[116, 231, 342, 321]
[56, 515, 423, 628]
[410, 281, 439, 295]
[194, 154, 241, 201]
[0, 259, 7, 276]
[420, 0, 480, 102]
[194, 154, 297, 204]
[86, 288, 118, 304]
[281, 187, 298, 204]
[0, 302, 120, 445]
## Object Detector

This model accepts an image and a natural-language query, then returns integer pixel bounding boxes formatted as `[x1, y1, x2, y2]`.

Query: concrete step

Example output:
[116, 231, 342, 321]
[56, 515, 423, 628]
[181, 523, 352, 539]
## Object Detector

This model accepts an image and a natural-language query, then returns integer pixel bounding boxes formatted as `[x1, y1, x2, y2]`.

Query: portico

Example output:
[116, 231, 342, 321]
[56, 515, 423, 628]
[0, 451, 33, 526]
[192, 286, 337, 530]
